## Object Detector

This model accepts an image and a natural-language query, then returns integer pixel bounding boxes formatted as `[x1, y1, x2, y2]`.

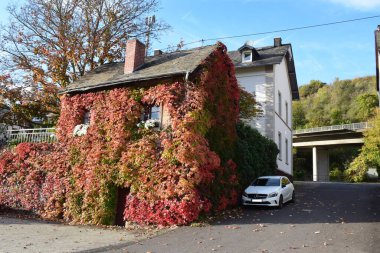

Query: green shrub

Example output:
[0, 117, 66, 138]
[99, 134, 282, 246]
[235, 122, 279, 187]
[329, 168, 343, 181]
[344, 156, 368, 182]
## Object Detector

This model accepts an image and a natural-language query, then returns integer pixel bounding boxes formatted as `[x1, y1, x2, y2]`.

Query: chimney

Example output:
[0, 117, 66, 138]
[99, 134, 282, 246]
[154, 49, 163, 56]
[124, 39, 146, 74]
[274, 37, 282, 47]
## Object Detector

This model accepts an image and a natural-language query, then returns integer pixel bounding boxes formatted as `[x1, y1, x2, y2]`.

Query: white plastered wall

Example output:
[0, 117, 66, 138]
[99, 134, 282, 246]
[235, 67, 274, 139]
[273, 57, 293, 175]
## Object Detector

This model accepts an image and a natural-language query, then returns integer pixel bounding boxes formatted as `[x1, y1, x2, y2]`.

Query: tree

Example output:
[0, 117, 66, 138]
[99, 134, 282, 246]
[293, 76, 378, 129]
[0, 0, 169, 126]
[292, 100, 307, 129]
[239, 87, 262, 120]
[299, 80, 325, 98]
[345, 109, 380, 182]
[354, 93, 379, 121]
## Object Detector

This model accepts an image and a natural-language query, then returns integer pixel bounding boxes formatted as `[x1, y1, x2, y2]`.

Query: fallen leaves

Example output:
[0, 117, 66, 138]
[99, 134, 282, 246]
[224, 225, 240, 230]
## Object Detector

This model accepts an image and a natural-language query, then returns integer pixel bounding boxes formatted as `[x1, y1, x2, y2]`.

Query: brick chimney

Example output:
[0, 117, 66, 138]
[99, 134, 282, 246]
[274, 37, 282, 47]
[154, 49, 163, 56]
[124, 39, 146, 74]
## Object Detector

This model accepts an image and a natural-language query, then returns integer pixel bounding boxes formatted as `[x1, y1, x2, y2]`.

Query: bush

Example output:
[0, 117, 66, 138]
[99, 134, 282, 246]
[344, 156, 368, 182]
[329, 168, 343, 181]
[234, 122, 279, 187]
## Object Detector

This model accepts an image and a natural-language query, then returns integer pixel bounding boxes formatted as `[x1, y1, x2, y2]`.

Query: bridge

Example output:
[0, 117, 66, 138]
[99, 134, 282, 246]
[293, 122, 370, 181]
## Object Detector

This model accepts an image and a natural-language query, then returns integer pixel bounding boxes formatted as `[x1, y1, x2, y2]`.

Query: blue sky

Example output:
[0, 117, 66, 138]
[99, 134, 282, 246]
[151, 0, 380, 85]
[1, 0, 380, 85]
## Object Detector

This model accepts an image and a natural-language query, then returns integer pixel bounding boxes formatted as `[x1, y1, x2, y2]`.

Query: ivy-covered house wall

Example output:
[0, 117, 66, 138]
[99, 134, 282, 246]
[0, 42, 243, 226]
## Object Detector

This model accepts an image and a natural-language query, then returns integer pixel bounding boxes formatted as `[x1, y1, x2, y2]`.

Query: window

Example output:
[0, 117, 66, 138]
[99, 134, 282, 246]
[285, 138, 289, 165]
[285, 101, 288, 124]
[252, 178, 280, 186]
[142, 105, 160, 121]
[141, 104, 161, 129]
[83, 110, 91, 125]
[242, 51, 252, 62]
[278, 91, 282, 117]
[278, 132, 282, 160]
[150, 106, 160, 121]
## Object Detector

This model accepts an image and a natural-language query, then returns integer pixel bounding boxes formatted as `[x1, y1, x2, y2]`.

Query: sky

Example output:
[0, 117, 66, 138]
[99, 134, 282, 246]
[0, 0, 380, 85]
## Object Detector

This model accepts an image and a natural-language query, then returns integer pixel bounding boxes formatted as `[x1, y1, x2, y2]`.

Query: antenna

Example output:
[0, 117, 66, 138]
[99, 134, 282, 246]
[145, 15, 156, 56]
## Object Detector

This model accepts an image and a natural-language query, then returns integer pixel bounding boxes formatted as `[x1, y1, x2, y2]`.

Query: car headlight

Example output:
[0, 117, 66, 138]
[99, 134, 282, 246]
[268, 192, 278, 198]
[242, 191, 248, 197]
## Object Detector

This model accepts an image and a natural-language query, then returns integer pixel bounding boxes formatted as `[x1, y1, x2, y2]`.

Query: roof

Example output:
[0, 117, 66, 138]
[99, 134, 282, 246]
[62, 44, 219, 94]
[228, 44, 299, 100]
[229, 45, 290, 68]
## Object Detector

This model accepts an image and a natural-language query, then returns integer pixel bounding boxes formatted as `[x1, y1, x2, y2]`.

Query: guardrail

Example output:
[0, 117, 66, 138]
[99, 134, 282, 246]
[294, 122, 371, 135]
[6, 128, 57, 144]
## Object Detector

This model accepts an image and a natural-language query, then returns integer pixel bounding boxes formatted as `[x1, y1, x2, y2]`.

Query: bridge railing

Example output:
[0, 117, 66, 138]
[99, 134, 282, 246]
[294, 122, 371, 134]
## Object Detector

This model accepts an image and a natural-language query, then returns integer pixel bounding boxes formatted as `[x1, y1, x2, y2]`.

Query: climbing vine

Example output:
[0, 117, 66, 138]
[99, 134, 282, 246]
[0, 43, 241, 226]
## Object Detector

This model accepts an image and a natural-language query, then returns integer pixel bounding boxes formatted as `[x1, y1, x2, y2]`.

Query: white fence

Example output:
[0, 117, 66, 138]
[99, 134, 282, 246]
[294, 122, 371, 135]
[5, 128, 57, 145]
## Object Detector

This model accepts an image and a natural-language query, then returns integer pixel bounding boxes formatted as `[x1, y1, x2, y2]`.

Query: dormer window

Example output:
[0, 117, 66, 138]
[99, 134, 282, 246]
[242, 51, 252, 63]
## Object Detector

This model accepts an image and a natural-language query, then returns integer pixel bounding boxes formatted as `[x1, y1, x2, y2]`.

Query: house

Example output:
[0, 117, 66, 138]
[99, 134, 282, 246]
[228, 38, 299, 177]
[53, 39, 240, 225]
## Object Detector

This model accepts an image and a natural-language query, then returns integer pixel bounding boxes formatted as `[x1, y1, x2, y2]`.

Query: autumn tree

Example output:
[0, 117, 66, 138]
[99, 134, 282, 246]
[239, 87, 262, 120]
[0, 0, 169, 126]
[345, 109, 380, 182]
[293, 76, 378, 129]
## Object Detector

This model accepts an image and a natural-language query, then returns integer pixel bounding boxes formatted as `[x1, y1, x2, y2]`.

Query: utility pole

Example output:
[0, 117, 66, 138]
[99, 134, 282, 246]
[375, 25, 380, 107]
[145, 15, 156, 56]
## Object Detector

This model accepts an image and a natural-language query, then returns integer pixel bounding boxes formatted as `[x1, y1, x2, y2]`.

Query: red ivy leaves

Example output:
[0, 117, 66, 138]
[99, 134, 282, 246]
[0, 43, 240, 225]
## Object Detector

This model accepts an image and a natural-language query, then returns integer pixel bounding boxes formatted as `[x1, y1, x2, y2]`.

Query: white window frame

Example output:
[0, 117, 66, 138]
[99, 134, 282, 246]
[285, 138, 289, 165]
[285, 101, 288, 125]
[141, 104, 162, 128]
[242, 50, 252, 63]
[278, 131, 282, 160]
[278, 91, 282, 117]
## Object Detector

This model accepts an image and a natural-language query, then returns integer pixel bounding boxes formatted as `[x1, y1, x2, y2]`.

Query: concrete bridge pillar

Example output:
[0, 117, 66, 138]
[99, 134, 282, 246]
[312, 147, 329, 181]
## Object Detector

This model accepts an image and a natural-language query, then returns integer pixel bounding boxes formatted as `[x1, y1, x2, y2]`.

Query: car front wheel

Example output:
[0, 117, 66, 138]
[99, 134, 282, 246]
[290, 191, 295, 203]
[278, 195, 283, 209]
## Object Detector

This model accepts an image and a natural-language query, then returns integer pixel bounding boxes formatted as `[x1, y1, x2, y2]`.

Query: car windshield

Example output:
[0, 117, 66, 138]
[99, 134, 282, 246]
[251, 178, 280, 186]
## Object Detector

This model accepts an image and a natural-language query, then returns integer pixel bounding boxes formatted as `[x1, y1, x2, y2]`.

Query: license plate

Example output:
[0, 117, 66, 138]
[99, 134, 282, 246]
[252, 199, 262, 203]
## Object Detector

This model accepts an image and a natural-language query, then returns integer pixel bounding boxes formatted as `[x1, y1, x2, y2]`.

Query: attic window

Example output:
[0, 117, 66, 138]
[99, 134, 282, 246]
[242, 51, 252, 63]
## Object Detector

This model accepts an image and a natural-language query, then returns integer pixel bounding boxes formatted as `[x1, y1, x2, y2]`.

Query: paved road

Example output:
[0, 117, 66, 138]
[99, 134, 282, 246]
[113, 182, 380, 253]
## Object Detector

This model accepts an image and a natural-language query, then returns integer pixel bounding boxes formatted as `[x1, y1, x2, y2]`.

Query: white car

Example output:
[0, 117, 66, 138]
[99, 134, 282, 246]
[242, 176, 295, 208]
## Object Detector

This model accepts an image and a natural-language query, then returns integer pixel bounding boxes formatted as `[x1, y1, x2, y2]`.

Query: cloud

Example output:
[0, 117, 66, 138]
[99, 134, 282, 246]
[325, 0, 380, 10]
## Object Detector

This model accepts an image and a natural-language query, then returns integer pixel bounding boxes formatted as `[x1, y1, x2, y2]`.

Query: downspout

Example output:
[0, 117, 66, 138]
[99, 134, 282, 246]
[185, 71, 190, 101]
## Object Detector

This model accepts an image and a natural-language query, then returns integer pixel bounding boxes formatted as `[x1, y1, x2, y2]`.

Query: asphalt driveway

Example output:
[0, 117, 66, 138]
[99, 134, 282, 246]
[116, 182, 380, 253]
[0, 182, 379, 253]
